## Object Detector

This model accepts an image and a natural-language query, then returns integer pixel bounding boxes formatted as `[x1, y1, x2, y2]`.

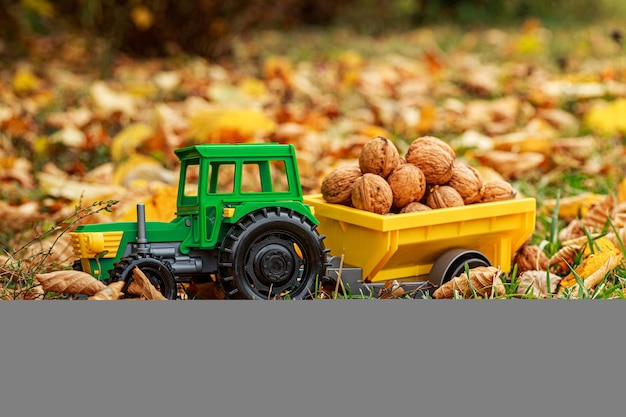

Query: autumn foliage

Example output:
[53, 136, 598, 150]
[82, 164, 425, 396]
[3, 11, 626, 299]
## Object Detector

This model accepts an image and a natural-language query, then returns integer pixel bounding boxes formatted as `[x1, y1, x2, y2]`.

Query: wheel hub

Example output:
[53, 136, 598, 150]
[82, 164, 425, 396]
[253, 242, 297, 286]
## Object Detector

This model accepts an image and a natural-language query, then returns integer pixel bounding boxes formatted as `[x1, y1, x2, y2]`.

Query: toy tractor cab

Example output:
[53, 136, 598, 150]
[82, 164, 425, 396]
[70, 143, 329, 300]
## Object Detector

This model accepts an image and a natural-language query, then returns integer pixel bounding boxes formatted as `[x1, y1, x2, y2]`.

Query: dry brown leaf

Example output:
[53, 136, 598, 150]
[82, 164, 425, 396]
[558, 194, 614, 241]
[377, 280, 406, 299]
[36, 270, 106, 296]
[512, 243, 549, 274]
[548, 244, 582, 275]
[88, 281, 125, 300]
[185, 281, 227, 300]
[126, 267, 167, 300]
[432, 266, 505, 299]
[473, 150, 545, 179]
[516, 270, 561, 298]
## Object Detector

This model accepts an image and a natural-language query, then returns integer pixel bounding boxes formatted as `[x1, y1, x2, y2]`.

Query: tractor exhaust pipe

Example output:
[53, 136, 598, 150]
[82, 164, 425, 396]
[136, 203, 149, 254]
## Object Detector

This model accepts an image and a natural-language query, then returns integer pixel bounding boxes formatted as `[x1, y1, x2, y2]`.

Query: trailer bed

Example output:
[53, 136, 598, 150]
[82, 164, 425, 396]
[303, 194, 537, 284]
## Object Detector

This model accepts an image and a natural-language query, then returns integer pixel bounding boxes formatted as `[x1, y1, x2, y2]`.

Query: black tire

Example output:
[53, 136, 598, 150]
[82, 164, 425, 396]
[72, 259, 83, 271]
[108, 255, 178, 300]
[218, 207, 327, 300]
[428, 248, 491, 288]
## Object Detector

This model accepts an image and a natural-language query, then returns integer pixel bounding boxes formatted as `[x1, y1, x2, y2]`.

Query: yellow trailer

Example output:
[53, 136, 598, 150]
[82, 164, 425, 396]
[303, 194, 536, 293]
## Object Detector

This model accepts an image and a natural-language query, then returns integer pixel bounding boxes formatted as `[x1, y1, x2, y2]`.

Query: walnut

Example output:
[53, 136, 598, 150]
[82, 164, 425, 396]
[481, 180, 517, 203]
[426, 185, 464, 209]
[400, 202, 432, 213]
[386, 163, 426, 209]
[351, 173, 393, 214]
[358, 136, 401, 179]
[321, 165, 363, 206]
[405, 136, 455, 185]
[447, 163, 484, 204]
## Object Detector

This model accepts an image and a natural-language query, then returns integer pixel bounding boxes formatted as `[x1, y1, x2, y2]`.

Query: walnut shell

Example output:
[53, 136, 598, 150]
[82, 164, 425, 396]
[386, 163, 426, 208]
[400, 202, 432, 213]
[481, 180, 517, 203]
[405, 136, 455, 185]
[351, 173, 393, 214]
[426, 185, 464, 209]
[321, 165, 363, 206]
[358, 136, 401, 179]
[447, 163, 484, 204]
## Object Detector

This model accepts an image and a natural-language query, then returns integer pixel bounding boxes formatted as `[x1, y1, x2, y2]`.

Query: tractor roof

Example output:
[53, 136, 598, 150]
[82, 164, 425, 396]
[174, 143, 296, 162]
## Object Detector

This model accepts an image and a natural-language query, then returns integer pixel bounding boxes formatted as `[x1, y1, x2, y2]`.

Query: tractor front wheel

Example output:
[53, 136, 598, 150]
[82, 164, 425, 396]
[108, 255, 178, 300]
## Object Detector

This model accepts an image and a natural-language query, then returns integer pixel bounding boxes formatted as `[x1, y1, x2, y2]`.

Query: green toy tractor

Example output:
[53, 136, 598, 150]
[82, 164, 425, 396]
[70, 143, 329, 300]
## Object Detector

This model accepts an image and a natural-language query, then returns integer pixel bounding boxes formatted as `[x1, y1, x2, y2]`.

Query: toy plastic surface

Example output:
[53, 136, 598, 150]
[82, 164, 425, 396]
[304, 193, 536, 293]
[70, 142, 536, 299]
[71, 143, 327, 300]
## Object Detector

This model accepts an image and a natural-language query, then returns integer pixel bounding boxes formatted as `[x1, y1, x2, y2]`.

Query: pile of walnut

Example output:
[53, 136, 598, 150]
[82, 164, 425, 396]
[321, 136, 516, 215]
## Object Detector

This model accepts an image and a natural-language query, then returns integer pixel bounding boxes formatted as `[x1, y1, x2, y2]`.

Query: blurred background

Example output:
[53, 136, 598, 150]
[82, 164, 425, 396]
[2, 0, 624, 64]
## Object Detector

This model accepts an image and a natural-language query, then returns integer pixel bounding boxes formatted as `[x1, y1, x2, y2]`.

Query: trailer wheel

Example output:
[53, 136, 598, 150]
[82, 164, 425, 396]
[108, 255, 178, 300]
[218, 207, 327, 300]
[429, 248, 491, 288]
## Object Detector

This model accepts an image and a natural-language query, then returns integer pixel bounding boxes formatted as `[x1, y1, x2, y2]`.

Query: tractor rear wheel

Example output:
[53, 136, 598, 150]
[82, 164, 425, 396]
[108, 255, 178, 300]
[218, 207, 327, 300]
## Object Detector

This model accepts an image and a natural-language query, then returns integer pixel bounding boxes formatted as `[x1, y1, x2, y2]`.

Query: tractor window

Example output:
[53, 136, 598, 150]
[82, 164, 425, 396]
[241, 163, 262, 192]
[181, 161, 199, 204]
[270, 160, 290, 193]
[208, 162, 235, 194]
[241, 160, 290, 193]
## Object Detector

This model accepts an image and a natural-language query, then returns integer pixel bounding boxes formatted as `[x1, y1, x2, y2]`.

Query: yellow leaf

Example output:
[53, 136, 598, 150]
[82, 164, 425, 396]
[110, 123, 155, 162]
[116, 185, 178, 222]
[584, 98, 626, 136]
[113, 154, 176, 187]
[20, 0, 54, 17]
[12, 66, 41, 94]
[131, 5, 154, 31]
[355, 125, 393, 141]
[188, 108, 276, 143]
[493, 131, 552, 154]
[540, 192, 607, 220]
[238, 77, 268, 98]
[559, 237, 623, 290]
[263, 56, 293, 84]
[619, 178, 626, 203]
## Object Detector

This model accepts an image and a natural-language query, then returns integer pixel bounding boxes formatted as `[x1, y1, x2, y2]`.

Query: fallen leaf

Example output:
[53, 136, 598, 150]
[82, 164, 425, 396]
[474, 149, 545, 179]
[36, 270, 106, 296]
[559, 237, 623, 291]
[127, 267, 167, 300]
[89, 281, 125, 300]
[90, 80, 138, 117]
[433, 266, 505, 299]
[37, 163, 127, 201]
[377, 280, 406, 299]
[12, 65, 42, 94]
[541, 192, 608, 221]
[516, 270, 561, 297]
[110, 123, 155, 162]
[188, 108, 276, 143]
[584, 98, 626, 136]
